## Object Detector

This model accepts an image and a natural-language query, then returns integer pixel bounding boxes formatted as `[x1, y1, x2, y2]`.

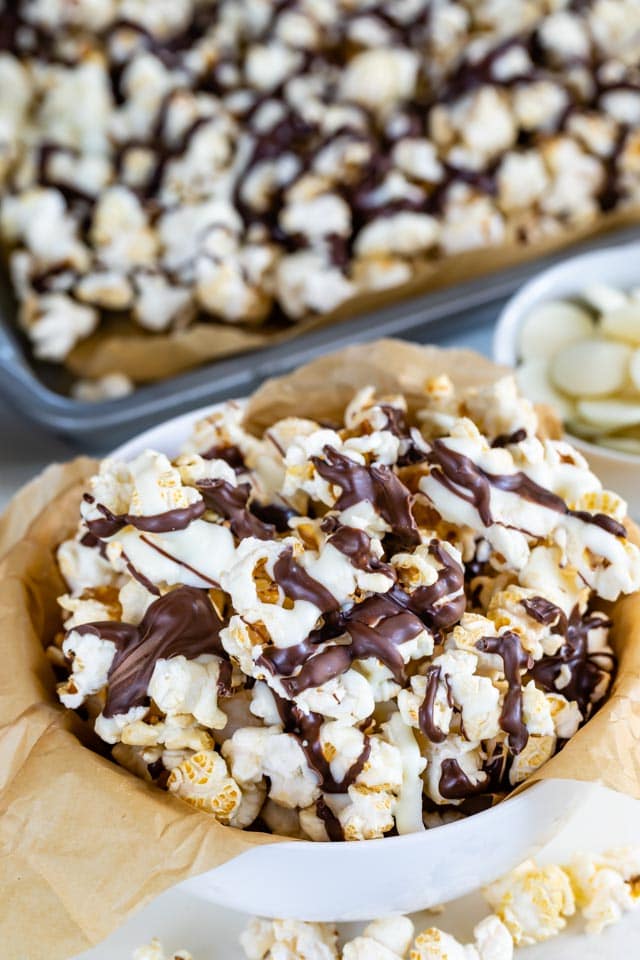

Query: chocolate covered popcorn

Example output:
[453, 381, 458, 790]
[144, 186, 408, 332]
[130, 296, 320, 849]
[3, 0, 640, 383]
[49, 368, 640, 842]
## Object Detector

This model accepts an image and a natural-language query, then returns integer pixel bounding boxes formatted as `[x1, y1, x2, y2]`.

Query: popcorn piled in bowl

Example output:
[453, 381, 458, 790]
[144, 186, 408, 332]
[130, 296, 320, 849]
[48, 367, 640, 842]
[2, 0, 640, 377]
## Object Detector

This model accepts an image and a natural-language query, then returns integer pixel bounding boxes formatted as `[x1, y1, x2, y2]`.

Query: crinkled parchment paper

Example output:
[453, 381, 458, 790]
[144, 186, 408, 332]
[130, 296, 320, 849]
[1, 341, 639, 960]
[65, 210, 640, 383]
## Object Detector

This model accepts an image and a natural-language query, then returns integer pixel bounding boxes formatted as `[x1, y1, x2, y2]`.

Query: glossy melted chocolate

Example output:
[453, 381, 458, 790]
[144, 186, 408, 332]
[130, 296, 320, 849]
[75, 586, 226, 717]
[312, 446, 419, 547]
[438, 758, 489, 801]
[197, 478, 276, 541]
[85, 497, 206, 538]
[427, 440, 627, 537]
[419, 665, 447, 743]
[523, 598, 615, 714]
[476, 632, 532, 755]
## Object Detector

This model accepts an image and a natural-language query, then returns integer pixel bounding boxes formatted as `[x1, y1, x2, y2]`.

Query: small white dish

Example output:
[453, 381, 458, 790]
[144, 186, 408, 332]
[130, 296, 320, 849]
[493, 241, 640, 517]
[110, 404, 590, 921]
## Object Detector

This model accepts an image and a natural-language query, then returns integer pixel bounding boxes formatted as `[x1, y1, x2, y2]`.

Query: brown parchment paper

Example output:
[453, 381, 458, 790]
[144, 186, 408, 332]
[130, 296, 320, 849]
[65, 208, 640, 383]
[2, 341, 640, 960]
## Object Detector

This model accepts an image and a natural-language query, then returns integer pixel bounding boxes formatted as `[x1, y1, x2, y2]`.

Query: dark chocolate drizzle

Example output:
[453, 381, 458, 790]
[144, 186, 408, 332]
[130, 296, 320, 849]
[121, 551, 161, 596]
[439, 758, 489, 801]
[491, 428, 527, 448]
[427, 440, 627, 537]
[523, 599, 615, 714]
[394, 540, 465, 632]
[250, 500, 297, 533]
[273, 547, 339, 613]
[260, 589, 427, 695]
[86, 499, 205, 538]
[419, 666, 448, 743]
[316, 797, 345, 842]
[197, 479, 276, 541]
[312, 446, 419, 547]
[476, 632, 532, 755]
[74, 586, 226, 717]
[320, 516, 394, 577]
[274, 694, 371, 794]
[202, 444, 246, 472]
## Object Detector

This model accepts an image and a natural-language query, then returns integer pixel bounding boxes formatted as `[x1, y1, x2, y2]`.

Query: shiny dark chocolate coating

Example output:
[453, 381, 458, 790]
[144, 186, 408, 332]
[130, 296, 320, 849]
[427, 440, 627, 537]
[476, 632, 532, 755]
[523, 599, 615, 714]
[312, 446, 419, 547]
[197, 478, 276, 541]
[86, 499, 206, 538]
[75, 586, 226, 717]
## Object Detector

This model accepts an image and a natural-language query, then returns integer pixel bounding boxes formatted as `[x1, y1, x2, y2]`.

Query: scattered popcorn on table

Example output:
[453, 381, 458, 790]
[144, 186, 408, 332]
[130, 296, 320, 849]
[485, 848, 640, 943]
[566, 847, 640, 935]
[133, 940, 192, 960]
[483, 859, 576, 945]
[3, 1, 640, 380]
[240, 917, 339, 960]
[51, 373, 639, 840]
[409, 915, 513, 960]
[228, 847, 640, 959]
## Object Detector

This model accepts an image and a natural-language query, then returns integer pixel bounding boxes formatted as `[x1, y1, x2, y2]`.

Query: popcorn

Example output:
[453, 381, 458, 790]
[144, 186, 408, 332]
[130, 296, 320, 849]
[497, 152, 549, 212]
[58, 629, 116, 709]
[133, 273, 193, 332]
[90, 186, 158, 269]
[344, 916, 415, 960]
[4, 1, 640, 383]
[566, 849, 640, 934]
[72, 372, 135, 402]
[234, 846, 640, 960]
[240, 918, 338, 960]
[21, 293, 98, 361]
[133, 939, 193, 960]
[52, 368, 635, 840]
[484, 859, 575, 945]
[354, 213, 440, 258]
[410, 915, 513, 960]
[275, 250, 355, 319]
[148, 655, 227, 730]
[0, 0, 640, 386]
[340, 49, 420, 113]
[167, 750, 243, 824]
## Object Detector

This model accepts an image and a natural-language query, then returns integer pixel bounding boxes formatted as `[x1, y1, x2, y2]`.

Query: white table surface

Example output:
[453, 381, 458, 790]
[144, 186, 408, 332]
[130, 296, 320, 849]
[1, 320, 639, 959]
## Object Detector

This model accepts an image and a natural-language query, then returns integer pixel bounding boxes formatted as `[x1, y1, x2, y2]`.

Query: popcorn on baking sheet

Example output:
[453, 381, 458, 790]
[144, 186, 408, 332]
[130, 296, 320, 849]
[51, 370, 638, 837]
[3, 1, 640, 376]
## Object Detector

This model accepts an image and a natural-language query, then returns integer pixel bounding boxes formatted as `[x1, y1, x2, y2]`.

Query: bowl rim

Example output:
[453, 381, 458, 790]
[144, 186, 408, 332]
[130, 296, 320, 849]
[109, 398, 555, 853]
[492, 240, 640, 465]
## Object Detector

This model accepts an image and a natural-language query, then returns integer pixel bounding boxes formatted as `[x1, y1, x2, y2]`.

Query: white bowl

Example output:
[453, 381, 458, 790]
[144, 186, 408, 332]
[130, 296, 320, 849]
[493, 241, 640, 518]
[111, 404, 590, 921]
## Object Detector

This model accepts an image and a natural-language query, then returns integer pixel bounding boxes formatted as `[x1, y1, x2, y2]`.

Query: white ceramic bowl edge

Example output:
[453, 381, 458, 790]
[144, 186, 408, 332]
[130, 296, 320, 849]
[109, 404, 590, 920]
[493, 241, 640, 518]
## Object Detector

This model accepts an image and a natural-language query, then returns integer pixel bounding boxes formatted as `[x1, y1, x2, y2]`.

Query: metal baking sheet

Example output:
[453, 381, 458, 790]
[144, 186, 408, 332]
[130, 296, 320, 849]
[1, 223, 639, 448]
